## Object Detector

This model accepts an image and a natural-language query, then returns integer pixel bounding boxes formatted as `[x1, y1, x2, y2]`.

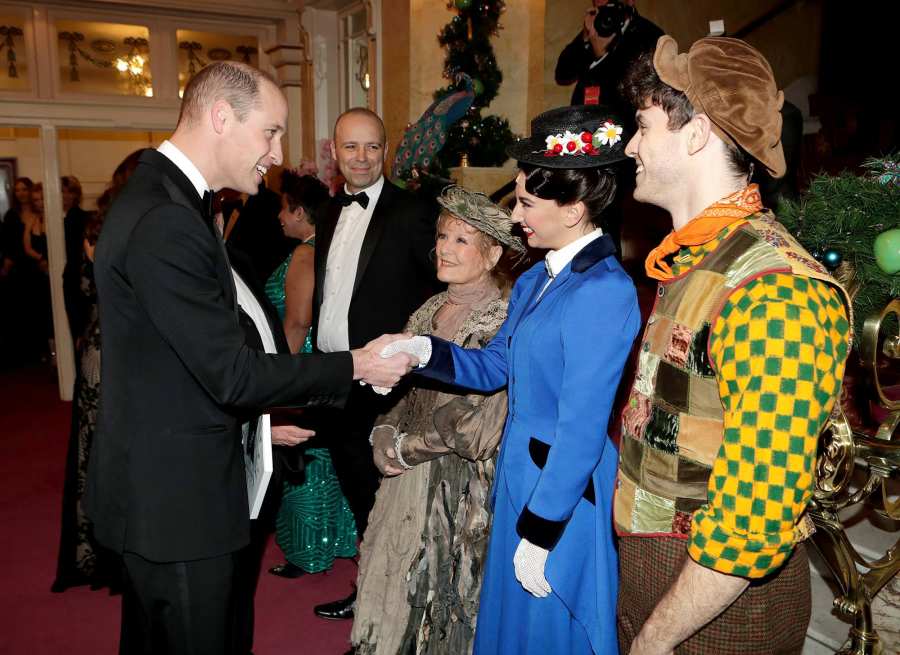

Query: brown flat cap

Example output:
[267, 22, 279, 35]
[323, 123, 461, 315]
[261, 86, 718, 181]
[653, 35, 786, 178]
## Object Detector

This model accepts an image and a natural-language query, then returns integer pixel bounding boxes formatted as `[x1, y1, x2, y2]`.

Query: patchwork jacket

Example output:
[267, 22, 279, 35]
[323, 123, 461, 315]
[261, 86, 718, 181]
[614, 212, 851, 577]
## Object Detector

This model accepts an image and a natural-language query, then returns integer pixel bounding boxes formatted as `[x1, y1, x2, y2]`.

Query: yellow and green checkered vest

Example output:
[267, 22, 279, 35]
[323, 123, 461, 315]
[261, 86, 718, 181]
[614, 212, 851, 537]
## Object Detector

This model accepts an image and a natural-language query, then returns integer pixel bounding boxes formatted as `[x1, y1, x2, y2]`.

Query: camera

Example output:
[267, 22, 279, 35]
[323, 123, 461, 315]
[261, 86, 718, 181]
[592, 1, 632, 37]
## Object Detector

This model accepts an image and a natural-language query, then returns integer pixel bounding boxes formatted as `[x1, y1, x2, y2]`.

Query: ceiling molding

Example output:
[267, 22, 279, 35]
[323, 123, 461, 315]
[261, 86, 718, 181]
[2, 0, 302, 22]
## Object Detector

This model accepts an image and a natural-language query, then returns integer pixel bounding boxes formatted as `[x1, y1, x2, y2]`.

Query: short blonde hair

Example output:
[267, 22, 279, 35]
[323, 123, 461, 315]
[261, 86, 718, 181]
[178, 61, 276, 127]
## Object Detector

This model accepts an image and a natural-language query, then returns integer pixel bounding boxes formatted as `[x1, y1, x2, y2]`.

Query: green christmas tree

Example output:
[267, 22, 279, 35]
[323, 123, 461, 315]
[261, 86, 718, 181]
[431, 0, 515, 175]
[779, 154, 900, 344]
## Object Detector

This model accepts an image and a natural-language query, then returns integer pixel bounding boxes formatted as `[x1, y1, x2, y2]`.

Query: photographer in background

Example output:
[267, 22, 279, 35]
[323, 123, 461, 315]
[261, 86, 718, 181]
[555, 0, 662, 113]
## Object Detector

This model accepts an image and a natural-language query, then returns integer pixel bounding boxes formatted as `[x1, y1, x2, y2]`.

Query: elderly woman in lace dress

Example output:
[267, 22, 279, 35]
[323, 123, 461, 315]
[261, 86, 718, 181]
[351, 186, 525, 655]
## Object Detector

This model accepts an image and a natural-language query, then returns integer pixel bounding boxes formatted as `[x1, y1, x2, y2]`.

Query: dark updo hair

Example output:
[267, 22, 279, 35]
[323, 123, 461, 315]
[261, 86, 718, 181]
[519, 163, 617, 228]
[281, 170, 330, 226]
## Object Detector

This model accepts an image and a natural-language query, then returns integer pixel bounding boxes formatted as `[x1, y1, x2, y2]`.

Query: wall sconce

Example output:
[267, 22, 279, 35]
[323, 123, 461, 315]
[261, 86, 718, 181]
[115, 36, 151, 96]
[0, 25, 23, 78]
[355, 43, 369, 92]
[179, 40, 206, 77]
[58, 31, 152, 96]
[179, 41, 255, 97]
[235, 45, 254, 64]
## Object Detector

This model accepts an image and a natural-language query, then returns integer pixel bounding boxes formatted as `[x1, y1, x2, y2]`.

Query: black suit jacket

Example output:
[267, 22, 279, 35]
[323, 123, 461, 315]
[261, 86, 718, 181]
[86, 149, 352, 563]
[312, 178, 437, 351]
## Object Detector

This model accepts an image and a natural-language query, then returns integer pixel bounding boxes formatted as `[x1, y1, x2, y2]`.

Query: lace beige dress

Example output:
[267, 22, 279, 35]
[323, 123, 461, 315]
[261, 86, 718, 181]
[351, 285, 509, 655]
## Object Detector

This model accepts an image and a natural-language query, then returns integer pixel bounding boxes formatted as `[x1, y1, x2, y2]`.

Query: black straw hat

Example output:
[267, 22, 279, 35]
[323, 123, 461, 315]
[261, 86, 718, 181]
[507, 105, 630, 169]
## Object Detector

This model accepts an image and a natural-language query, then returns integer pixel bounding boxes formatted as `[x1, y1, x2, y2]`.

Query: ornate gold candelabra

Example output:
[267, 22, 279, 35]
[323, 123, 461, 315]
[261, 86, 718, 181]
[809, 299, 900, 655]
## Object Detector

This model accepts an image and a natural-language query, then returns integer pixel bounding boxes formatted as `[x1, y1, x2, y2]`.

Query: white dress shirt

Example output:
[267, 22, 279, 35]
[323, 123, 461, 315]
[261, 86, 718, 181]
[316, 176, 385, 353]
[231, 268, 276, 463]
[539, 228, 603, 299]
[231, 270, 277, 355]
[157, 140, 210, 199]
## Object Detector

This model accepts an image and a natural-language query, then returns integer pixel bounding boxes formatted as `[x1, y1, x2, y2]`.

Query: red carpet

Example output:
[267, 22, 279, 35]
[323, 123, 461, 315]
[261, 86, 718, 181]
[0, 365, 354, 654]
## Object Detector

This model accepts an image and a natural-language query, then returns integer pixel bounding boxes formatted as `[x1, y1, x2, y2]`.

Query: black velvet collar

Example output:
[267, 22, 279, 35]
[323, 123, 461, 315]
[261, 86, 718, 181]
[571, 232, 617, 273]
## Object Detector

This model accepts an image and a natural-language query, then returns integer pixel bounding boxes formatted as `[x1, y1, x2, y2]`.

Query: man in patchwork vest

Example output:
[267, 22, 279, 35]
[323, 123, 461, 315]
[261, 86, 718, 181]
[615, 36, 851, 654]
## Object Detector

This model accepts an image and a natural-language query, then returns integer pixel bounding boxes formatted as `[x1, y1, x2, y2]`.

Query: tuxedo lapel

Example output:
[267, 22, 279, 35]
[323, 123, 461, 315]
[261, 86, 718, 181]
[142, 149, 205, 217]
[152, 151, 239, 320]
[351, 179, 393, 300]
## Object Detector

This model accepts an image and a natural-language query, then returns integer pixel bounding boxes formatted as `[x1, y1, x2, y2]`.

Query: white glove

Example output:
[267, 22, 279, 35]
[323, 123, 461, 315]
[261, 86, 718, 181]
[380, 336, 431, 364]
[371, 336, 433, 395]
[513, 537, 552, 597]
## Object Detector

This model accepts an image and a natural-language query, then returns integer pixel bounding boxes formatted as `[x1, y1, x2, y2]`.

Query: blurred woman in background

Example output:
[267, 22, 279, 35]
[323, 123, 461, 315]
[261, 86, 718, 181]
[62, 175, 91, 343]
[264, 170, 358, 578]
[20, 182, 52, 363]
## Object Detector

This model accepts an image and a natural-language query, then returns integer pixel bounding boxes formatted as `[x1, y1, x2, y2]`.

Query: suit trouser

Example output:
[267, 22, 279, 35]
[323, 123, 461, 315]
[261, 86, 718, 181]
[232, 459, 284, 655]
[119, 550, 237, 655]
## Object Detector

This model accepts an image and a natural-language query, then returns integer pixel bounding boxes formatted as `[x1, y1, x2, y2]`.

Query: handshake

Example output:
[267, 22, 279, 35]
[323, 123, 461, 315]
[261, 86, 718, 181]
[350, 334, 432, 391]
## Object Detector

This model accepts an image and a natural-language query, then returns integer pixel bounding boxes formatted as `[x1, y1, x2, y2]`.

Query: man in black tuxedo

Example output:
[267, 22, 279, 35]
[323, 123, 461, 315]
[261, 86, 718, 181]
[312, 108, 438, 620]
[86, 62, 416, 655]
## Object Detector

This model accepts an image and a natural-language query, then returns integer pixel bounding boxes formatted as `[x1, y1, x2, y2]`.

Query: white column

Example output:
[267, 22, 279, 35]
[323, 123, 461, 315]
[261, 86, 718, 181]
[40, 124, 75, 400]
[267, 9, 308, 165]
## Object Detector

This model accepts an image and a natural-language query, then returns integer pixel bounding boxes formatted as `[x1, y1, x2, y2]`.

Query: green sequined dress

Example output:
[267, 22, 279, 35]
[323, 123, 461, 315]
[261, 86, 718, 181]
[265, 240, 357, 572]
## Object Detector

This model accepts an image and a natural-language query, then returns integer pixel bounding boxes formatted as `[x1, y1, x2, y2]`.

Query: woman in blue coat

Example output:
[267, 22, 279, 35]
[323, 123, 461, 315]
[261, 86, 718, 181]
[410, 105, 640, 653]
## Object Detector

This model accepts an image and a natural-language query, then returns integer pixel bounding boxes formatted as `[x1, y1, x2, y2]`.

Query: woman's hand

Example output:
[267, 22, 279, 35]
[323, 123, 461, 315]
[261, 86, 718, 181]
[513, 538, 552, 597]
[371, 425, 406, 476]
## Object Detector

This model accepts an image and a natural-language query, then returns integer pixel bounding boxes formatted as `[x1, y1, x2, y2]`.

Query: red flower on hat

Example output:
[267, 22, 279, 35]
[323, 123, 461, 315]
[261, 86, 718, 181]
[580, 131, 593, 144]
[566, 141, 577, 152]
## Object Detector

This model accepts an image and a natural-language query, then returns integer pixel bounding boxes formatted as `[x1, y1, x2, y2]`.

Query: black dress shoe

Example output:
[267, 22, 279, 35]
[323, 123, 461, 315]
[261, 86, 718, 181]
[314, 589, 356, 620]
[268, 562, 307, 578]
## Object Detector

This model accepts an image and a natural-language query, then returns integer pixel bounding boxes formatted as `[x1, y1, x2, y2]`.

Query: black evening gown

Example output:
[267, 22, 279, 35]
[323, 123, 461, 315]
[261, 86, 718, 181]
[51, 258, 119, 592]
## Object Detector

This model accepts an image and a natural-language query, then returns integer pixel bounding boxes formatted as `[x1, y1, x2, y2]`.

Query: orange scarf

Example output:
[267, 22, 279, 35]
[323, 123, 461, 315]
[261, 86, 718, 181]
[644, 184, 763, 281]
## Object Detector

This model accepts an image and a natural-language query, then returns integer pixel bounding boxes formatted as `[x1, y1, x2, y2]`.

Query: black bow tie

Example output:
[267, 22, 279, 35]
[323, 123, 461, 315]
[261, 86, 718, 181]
[201, 190, 214, 219]
[335, 189, 369, 209]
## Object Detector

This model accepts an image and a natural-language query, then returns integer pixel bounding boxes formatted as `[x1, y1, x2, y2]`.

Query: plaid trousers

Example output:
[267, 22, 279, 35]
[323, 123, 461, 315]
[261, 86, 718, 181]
[618, 536, 810, 654]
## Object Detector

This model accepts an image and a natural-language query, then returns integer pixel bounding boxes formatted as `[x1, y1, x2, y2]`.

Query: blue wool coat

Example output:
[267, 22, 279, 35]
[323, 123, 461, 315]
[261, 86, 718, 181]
[419, 234, 640, 654]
